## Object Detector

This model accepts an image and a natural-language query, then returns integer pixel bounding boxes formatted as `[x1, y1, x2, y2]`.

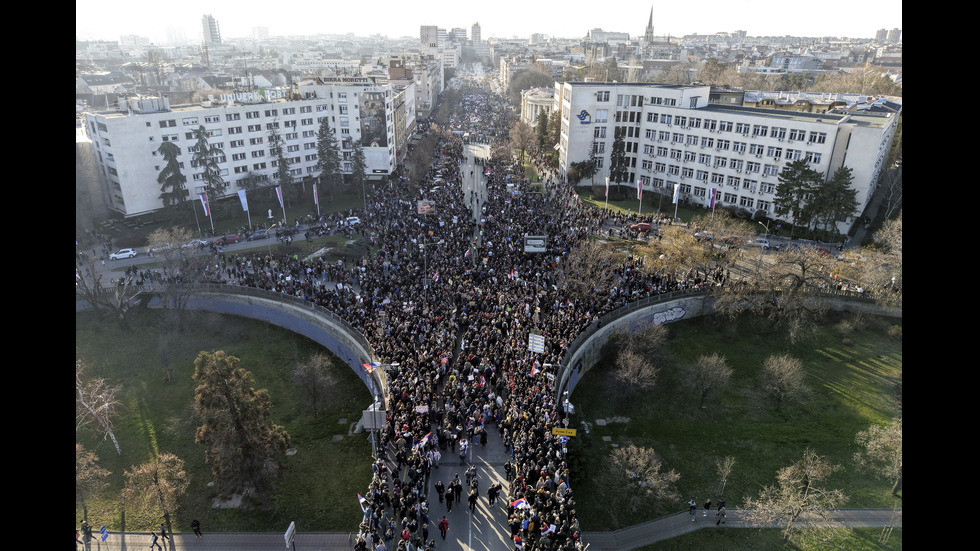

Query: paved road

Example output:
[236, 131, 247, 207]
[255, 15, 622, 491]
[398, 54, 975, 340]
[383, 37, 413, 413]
[78, 506, 901, 551]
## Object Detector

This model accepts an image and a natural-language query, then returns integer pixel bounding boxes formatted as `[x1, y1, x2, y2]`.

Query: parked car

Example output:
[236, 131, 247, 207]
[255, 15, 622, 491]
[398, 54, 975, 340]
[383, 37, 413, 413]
[344, 216, 361, 226]
[183, 238, 209, 248]
[630, 222, 652, 233]
[109, 248, 137, 260]
[747, 238, 771, 249]
[247, 229, 270, 241]
[215, 234, 241, 246]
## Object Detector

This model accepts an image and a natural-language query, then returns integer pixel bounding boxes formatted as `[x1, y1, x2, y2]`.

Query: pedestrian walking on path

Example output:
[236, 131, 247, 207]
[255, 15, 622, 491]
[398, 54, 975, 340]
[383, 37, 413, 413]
[703, 500, 711, 516]
[438, 516, 449, 539]
[716, 506, 727, 525]
[191, 519, 203, 538]
[689, 499, 697, 521]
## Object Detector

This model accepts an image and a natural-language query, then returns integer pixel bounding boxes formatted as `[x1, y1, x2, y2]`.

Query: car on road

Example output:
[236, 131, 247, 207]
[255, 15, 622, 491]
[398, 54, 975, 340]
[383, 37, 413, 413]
[630, 222, 652, 233]
[109, 248, 137, 260]
[247, 229, 271, 241]
[215, 234, 241, 246]
[344, 216, 361, 226]
[183, 238, 209, 248]
[747, 238, 771, 249]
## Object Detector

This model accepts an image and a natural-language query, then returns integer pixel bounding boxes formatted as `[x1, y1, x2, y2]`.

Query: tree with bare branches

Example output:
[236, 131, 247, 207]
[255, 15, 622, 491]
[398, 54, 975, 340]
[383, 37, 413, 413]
[597, 443, 680, 517]
[76, 359, 123, 456]
[554, 239, 624, 300]
[293, 352, 336, 418]
[120, 453, 189, 536]
[743, 448, 849, 546]
[682, 353, 733, 409]
[75, 261, 143, 331]
[854, 418, 903, 497]
[759, 354, 810, 410]
[76, 443, 111, 521]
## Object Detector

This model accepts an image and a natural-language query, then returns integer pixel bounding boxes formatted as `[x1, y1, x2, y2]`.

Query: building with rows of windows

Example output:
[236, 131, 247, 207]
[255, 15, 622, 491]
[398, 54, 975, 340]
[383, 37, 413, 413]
[82, 76, 406, 217]
[555, 82, 899, 233]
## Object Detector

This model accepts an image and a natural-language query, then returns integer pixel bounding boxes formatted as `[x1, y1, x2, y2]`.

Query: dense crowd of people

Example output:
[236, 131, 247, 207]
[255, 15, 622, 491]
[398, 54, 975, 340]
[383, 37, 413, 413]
[82, 84, 713, 551]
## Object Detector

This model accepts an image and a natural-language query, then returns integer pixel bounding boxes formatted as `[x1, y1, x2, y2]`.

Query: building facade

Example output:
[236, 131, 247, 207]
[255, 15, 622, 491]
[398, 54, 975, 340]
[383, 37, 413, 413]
[83, 78, 399, 217]
[555, 82, 899, 233]
[202, 14, 221, 45]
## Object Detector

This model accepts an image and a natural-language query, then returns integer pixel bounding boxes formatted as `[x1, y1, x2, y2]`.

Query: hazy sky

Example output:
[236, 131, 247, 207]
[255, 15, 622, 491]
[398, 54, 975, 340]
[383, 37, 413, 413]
[76, 0, 902, 43]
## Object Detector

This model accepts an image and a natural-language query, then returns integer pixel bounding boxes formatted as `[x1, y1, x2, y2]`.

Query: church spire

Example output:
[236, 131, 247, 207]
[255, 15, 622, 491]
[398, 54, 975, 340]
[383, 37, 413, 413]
[644, 6, 655, 48]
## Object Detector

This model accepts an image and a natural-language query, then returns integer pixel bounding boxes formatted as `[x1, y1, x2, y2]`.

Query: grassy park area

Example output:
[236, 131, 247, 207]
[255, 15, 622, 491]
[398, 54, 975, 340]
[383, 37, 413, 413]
[77, 303, 901, 547]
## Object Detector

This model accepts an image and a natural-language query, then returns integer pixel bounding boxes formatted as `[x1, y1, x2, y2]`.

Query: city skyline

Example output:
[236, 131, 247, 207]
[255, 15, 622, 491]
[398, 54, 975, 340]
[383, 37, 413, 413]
[76, 0, 901, 44]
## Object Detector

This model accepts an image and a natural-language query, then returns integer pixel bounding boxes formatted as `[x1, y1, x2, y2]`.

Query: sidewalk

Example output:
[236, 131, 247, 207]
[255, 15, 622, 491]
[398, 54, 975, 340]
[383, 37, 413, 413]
[80, 509, 900, 551]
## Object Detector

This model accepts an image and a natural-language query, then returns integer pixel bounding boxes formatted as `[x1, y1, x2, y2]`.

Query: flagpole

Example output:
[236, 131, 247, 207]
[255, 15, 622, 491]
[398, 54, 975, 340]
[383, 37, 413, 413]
[637, 178, 642, 216]
[192, 196, 202, 237]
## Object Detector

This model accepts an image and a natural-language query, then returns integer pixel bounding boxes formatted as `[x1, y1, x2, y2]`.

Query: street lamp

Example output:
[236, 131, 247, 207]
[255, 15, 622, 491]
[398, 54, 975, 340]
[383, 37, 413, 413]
[758, 220, 771, 238]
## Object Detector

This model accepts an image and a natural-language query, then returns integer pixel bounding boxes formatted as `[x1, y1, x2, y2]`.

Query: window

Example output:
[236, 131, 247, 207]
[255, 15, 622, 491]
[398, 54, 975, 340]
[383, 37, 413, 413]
[234, 165, 248, 173]
[739, 196, 754, 208]
[771, 127, 786, 140]
[232, 152, 246, 161]
[340, 116, 350, 127]
[246, 111, 259, 119]
[808, 131, 827, 144]
[749, 144, 764, 156]
[716, 139, 730, 151]
[733, 142, 746, 154]
[265, 122, 280, 131]
[287, 145, 300, 153]
[647, 112, 657, 122]
[763, 164, 779, 176]
[339, 105, 348, 115]
[248, 124, 262, 132]
[285, 133, 298, 141]
[723, 192, 737, 203]
[249, 137, 263, 145]
[230, 140, 244, 148]
[641, 159, 653, 170]
[658, 131, 670, 141]
[689, 118, 702, 129]
[594, 127, 606, 139]
[670, 149, 682, 161]
[731, 159, 743, 171]
[766, 146, 782, 158]
[704, 119, 717, 132]
[158, 119, 176, 128]
[675, 116, 687, 127]
[655, 162, 666, 173]
[303, 130, 316, 138]
[264, 109, 278, 117]
[253, 162, 267, 170]
[251, 150, 265, 158]
[746, 161, 761, 173]
[786, 149, 801, 161]
[743, 179, 758, 192]
[685, 135, 698, 146]
[645, 129, 656, 140]
[595, 109, 608, 123]
[682, 167, 694, 178]
[760, 182, 775, 194]
[660, 114, 672, 125]
[596, 91, 610, 102]
[698, 153, 711, 165]
[735, 122, 750, 135]
[282, 108, 295, 115]
[204, 115, 221, 123]
[718, 120, 733, 132]
[338, 92, 348, 102]
[656, 146, 668, 156]
[228, 126, 242, 134]
[711, 172, 724, 184]
[700, 137, 714, 148]
[181, 117, 199, 126]
[672, 133, 683, 143]
[751, 124, 768, 137]
[643, 144, 655, 155]
[684, 151, 696, 162]
[714, 157, 728, 168]
[696, 170, 708, 181]
[757, 200, 771, 212]
[805, 152, 822, 164]
[726, 175, 740, 187]
[788, 129, 805, 141]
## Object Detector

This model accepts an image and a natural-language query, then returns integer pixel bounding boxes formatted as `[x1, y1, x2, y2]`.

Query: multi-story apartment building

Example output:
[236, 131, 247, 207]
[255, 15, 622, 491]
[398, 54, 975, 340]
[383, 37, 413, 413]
[83, 77, 399, 217]
[555, 82, 899, 234]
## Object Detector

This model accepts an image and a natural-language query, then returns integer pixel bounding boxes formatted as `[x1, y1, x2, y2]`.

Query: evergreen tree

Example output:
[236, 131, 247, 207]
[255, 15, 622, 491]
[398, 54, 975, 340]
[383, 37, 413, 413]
[268, 126, 295, 207]
[812, 165, 858, 240]
[609, 127, 630, 193]
[193, 351, 291, 509]
[315, 116, 342, 203]
[157, 142, 188, 211]
[350, 139, 368, 211]
[192, 125, 228, 200]
[773, 159, 822, 232]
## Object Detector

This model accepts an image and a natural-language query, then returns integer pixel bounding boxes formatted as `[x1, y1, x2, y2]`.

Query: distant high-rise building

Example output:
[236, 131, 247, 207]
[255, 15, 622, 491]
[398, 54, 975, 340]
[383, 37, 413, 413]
[202, 14, 221, 45]
[253, 26, 269, 40]
[420, 25, 439, 56]
[886, 28, 901, 43]
[875, 28, 888, 41]
[451, 28, 468, 42]
[472, 22, 481, 43]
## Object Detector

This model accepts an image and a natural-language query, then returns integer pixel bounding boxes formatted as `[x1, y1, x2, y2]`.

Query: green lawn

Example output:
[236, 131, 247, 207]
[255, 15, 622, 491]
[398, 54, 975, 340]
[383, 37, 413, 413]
[75, 309, 373, 533]
[567, 312, 902, 533]
[76, 305, 901, 545]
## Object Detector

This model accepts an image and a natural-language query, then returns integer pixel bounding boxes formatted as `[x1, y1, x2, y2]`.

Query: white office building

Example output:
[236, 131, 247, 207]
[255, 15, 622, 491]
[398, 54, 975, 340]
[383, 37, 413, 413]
[82, 77, 398, 217]
[555, 82, 899, 233]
